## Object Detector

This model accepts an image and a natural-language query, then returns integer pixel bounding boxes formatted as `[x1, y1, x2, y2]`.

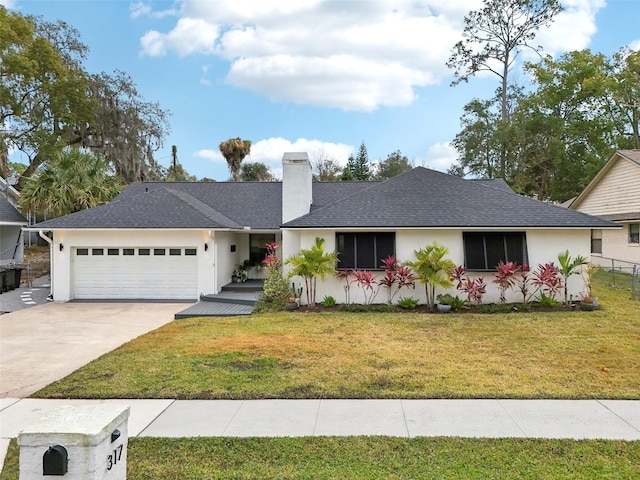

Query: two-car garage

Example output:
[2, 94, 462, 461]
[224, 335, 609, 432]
[71, 246, 198, 300]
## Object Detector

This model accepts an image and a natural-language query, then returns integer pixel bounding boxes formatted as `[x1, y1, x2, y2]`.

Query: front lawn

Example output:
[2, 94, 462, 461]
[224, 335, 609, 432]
[33, 283, 640, 400]
[1, 437, 639, 479]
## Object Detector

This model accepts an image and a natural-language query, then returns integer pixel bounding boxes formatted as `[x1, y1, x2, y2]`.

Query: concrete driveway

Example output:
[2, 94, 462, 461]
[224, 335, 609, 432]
[0, 302, 184, 398]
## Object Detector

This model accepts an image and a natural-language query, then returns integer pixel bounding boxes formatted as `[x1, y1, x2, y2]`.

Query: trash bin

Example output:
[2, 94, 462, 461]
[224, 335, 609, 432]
[2, 267, 16, 291]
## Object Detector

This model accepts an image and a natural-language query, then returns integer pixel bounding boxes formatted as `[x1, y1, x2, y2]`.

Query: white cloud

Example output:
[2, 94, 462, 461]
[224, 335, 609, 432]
[0, 0, 16, 8]
[536, 0, 606, 54]
[141, 17, 219, 57]
[139, 0, 603, 111]
[194, 137, 354, 173]
[130, 2, 180, 19]
[419, 142, 458, 173]
[629, 39, 640, 51]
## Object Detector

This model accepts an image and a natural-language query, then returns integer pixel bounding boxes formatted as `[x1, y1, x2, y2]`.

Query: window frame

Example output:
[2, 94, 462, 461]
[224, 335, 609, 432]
[462, 231, 528, 271]
[591, 229, 603, 254]
[629, 223, 639, 245]
[335, 232, 395, 270]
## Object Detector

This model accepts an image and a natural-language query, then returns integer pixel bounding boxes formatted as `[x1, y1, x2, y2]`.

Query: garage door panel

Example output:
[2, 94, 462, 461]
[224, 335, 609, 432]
[72, 247, 198, 300]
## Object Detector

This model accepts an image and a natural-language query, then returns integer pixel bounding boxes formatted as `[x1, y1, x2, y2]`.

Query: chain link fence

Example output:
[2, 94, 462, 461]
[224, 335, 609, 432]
[591, 257, 639, 300]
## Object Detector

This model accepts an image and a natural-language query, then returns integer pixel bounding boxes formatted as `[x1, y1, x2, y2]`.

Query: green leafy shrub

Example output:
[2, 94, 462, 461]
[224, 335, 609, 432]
[538, 293, 560, 308]
[253, 243, 290, 313]
[396, 297, 420, 310]
[322, 295, 336, 307]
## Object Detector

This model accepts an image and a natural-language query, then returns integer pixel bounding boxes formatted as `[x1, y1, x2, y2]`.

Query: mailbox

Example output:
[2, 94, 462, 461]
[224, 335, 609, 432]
[43, 445, 68, 476]
[18, 404, 129, 480]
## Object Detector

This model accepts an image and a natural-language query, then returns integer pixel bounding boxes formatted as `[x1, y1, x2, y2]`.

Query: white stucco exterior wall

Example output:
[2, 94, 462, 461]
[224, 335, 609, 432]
[283, 228, 593, 305]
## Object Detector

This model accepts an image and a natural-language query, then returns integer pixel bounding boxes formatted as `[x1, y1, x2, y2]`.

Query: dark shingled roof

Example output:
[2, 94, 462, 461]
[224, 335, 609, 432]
[283, 167, 617, 229]
[0, 196, 27, 224]
[33, 168, 616, 230]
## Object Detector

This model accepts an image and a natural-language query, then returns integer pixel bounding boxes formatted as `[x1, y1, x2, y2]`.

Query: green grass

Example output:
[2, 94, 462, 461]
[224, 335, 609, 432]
[2, 437, 639, 479]
[593, 268, 638, 294]
[33, 283, 640, 400]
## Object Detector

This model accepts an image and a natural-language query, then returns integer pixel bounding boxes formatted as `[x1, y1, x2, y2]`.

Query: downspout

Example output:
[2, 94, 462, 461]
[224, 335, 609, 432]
[39, 230, 53, 300]
[209, 230, 217, 294]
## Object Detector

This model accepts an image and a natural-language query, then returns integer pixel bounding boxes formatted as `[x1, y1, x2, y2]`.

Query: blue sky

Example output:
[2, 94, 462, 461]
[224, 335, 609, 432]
[5, 0, 640, 181]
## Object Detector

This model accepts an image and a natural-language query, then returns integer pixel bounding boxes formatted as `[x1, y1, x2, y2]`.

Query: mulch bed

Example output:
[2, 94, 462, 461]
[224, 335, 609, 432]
[293, 303, 585, 314]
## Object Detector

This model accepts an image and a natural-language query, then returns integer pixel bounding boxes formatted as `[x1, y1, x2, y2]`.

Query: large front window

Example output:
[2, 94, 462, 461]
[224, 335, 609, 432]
[250, 234, 276, 265]
[336, 232, 395, 270]
[463, 232, 528, 270]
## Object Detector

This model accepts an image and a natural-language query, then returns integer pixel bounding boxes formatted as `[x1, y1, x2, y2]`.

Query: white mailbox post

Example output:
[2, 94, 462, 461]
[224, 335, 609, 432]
[18, 404, 130, 480]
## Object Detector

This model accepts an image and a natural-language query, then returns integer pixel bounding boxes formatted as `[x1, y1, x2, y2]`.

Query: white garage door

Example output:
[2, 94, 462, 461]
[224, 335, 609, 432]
[72, 247, 198, 300]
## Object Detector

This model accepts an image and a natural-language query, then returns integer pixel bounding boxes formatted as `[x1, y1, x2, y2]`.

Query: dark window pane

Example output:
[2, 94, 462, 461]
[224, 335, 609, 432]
[630, 224, 639, 244]
[108, 249, 119, 256]
[139, 249, 150, 256]
[92, 248, 104, 256]
[376, 233, 395, 268]
[123, 249, 135, 256]
[77, 249, 88, 256]
[185, 248, 197, 256]
[464, 232, 527, 270]
[464, 234, 486, 270]
[337, 233, 355, 269]
[154, 249, 166, 256]
[356, 234, 375, 269]
[250, 234, 276, 264]
[504, 233, 526, 264]
[484, 233, 505, 268]
[169, 249, 181, 256]
[336, 232, 395, 270]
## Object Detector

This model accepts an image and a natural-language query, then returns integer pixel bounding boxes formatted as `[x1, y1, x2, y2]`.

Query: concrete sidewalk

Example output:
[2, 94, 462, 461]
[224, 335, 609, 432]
[2, 398, 639, 441]
[3, 397, 639, 473]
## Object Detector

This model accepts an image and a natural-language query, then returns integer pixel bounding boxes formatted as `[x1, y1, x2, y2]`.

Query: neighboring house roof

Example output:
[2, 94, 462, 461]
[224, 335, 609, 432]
[569, 149, 640, 222]
[284, 167, 616, 229]
[32, 167, 616, 230]
[0, 196, 27, 225]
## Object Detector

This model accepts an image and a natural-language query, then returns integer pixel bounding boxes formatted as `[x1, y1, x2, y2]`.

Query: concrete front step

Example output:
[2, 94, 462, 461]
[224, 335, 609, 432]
[174, 281, 263, 319]
[200, 291, 261, 305]
[175, 301, 255, 319]
[221, 280, 264, 292]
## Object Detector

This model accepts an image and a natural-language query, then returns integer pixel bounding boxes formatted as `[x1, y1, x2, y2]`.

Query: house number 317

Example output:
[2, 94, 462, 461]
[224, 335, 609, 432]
[107, 444, 123, 470]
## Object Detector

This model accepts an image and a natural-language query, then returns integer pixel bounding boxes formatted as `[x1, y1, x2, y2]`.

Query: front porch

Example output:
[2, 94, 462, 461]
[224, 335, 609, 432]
[174, 280, 264, 319]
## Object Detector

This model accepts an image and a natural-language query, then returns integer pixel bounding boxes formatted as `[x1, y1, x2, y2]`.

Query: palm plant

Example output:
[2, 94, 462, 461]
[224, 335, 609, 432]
[557, 250, 588, 305]
[219, 137, 251, 181]
[285, 237, 338, 306]
[18, 148, 122, 217]
[407, 242, 456, 312]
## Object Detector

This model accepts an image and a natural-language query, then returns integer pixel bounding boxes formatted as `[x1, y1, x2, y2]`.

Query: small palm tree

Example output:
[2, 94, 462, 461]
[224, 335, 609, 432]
[407, 242, 456, 312]
[285, 237, 338, 306]
[557, 250, 588, 305]
[19, 149, 122, 217]
[219, 137, 251, 181]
